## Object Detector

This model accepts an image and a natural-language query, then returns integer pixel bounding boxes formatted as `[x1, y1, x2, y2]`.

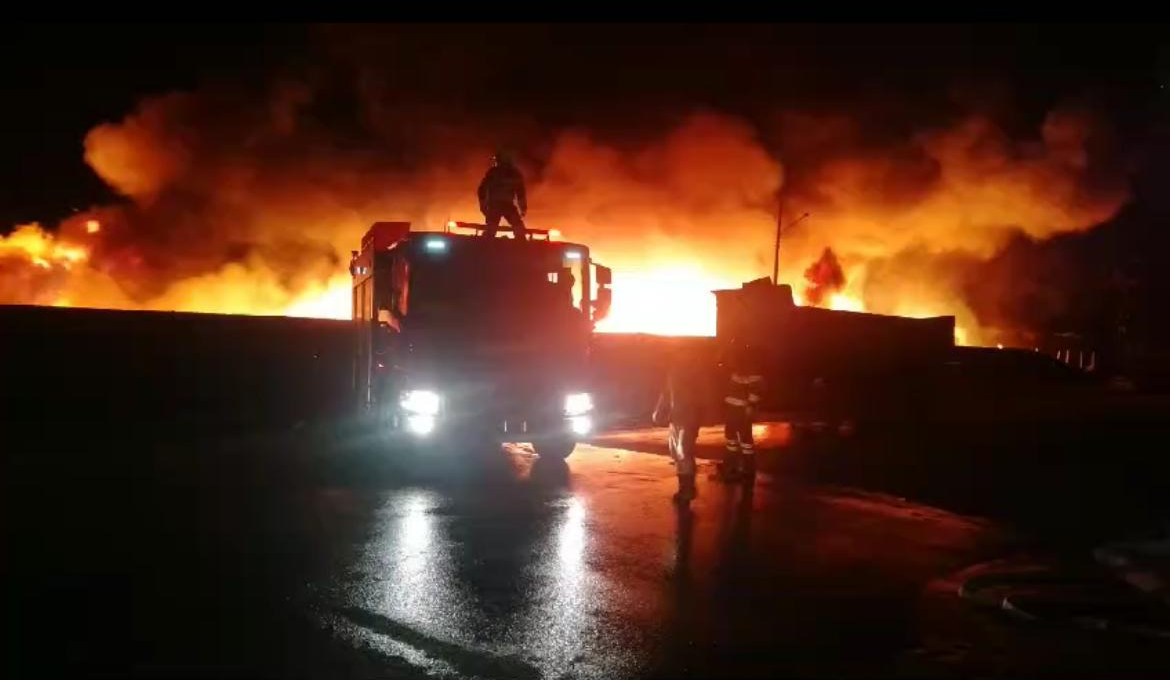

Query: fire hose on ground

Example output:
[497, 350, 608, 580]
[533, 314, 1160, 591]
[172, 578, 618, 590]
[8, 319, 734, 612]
[955, 534, 1170, 640]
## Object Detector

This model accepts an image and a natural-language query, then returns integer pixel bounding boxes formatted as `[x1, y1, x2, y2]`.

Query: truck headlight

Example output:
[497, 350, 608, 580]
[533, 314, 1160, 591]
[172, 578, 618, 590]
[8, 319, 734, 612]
[569, 415, 592, 436]
[564, 392, 593, 417]
[405, 414, 436, 436]
[401, 389, 441, 416]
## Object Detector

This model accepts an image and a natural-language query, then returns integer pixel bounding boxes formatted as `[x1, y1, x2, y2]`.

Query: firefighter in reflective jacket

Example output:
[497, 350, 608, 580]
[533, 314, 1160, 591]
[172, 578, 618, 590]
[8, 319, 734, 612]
[477, 148, 528, 240]
[718, 340, 764, 482]
[653, 347, 708, 504]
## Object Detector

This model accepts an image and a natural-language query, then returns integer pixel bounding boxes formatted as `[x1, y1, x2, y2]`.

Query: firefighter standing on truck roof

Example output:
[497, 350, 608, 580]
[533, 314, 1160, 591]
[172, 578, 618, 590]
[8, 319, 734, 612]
[653, 346, 708, 505]
[718, 339, 764, 483]
[478, 148, 528, 240]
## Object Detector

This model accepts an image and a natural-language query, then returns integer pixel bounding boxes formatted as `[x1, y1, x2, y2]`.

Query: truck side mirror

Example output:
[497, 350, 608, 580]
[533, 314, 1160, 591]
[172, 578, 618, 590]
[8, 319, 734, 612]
[593, 288, 613, 322]
[595, 264, 612, 286]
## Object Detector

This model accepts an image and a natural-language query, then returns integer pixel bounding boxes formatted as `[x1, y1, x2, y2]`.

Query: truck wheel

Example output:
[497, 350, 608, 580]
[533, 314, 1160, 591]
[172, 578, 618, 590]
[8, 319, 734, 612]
[533, 438, 576, 460]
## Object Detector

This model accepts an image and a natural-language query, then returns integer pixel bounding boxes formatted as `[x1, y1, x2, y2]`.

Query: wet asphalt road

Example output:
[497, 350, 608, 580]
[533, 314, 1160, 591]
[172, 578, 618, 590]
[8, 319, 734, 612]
[7, 426, 1169, 678]
[309, 442, 1009, 679]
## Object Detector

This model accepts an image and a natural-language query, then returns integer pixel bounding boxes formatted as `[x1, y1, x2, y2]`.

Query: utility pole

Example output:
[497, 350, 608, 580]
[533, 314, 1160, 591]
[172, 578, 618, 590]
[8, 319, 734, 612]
[772, 204, 810, 285]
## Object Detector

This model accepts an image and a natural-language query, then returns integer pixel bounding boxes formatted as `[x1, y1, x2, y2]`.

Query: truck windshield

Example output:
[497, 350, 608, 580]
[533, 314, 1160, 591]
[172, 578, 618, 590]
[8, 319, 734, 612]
[408, 243, 585, 331]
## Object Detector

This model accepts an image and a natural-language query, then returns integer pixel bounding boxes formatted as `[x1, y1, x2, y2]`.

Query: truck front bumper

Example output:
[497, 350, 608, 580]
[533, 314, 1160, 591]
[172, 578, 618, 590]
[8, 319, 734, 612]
[392, 412, 592, 442]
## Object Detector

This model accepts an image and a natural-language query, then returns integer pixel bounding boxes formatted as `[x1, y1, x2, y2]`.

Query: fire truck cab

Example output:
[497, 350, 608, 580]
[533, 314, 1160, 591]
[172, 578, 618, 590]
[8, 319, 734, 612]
[350, 221, 612, 459]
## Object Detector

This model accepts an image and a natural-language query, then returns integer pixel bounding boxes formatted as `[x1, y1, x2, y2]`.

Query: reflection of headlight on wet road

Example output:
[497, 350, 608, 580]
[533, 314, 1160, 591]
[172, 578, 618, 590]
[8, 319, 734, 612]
[558, 497, 587, 569]
[401, 494, 432, 553]
[564, 392, 593, 417]
[405, 414, 436, 436]
[568, 416, 592, 436]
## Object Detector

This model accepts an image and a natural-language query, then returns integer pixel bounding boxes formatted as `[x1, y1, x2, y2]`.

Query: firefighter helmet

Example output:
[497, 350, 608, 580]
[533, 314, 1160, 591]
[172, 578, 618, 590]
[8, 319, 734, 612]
[492, 148, 515, 166]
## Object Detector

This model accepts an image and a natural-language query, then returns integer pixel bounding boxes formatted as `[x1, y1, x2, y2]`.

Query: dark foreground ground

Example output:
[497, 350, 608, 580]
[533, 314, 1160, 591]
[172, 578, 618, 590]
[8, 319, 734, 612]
[5, 416, 1170, 679]
[5, 306, 1170, 677]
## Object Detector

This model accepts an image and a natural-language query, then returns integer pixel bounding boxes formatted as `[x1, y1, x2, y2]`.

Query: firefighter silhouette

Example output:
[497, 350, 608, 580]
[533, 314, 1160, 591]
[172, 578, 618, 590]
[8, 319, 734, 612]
[718, 339, 763, 483]
[654, 346, 710, 504]
[478, 148, 528, 240]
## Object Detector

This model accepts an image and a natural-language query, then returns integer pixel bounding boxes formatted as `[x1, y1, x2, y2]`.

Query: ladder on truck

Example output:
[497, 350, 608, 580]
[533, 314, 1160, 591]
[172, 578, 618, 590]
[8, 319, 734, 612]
[446, 221, 556, 241]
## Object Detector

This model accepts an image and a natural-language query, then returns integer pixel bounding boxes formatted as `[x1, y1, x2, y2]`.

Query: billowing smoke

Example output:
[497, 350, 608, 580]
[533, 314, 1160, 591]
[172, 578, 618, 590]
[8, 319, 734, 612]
[531, 113, 782, 276]
[0, 61, 1131, 342]
[771, 105, 1129, 341]
[3, 86, 786, 328]
[5, 82, 497, 315]
[778, 109, 1125, 260]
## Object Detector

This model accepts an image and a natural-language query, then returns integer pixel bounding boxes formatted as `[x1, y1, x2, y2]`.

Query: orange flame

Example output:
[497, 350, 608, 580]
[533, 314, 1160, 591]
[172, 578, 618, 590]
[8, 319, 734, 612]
[0, 224, 90, 272]
[0, 220, 979, 346]
[595, 266, 733, 336]
[280, 274, 352, 320]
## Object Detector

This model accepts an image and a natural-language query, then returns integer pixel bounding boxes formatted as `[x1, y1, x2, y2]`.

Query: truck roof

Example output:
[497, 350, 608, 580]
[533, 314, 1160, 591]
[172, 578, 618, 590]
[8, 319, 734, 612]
[400, 231, 587, 253]
[358, 221, 587, 255]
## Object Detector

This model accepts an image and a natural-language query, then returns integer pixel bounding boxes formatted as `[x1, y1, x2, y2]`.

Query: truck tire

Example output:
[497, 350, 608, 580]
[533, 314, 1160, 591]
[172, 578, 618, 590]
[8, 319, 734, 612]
[533, 437, 576, 460]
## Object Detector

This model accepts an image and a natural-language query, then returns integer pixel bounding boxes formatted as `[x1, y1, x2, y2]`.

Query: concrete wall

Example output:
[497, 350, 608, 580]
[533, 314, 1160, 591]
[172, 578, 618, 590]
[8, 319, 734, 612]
[2, 306, 353, 434]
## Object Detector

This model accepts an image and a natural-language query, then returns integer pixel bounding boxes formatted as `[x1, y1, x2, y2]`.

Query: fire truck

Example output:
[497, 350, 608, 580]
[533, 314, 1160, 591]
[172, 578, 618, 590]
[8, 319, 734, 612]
[350, 221, 612, 458]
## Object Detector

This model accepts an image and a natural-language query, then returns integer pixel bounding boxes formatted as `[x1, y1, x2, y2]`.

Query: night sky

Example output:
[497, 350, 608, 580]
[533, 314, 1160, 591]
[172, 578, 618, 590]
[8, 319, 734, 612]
[3, 24, 304, 224]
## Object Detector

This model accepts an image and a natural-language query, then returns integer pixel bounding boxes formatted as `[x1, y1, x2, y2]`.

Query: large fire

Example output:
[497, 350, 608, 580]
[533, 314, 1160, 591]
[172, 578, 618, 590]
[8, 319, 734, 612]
[593, 266, 734, 337]
[1, 224, 89, 272]
[0, 220, 976, 342]
[0, 94, 1128, 345]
